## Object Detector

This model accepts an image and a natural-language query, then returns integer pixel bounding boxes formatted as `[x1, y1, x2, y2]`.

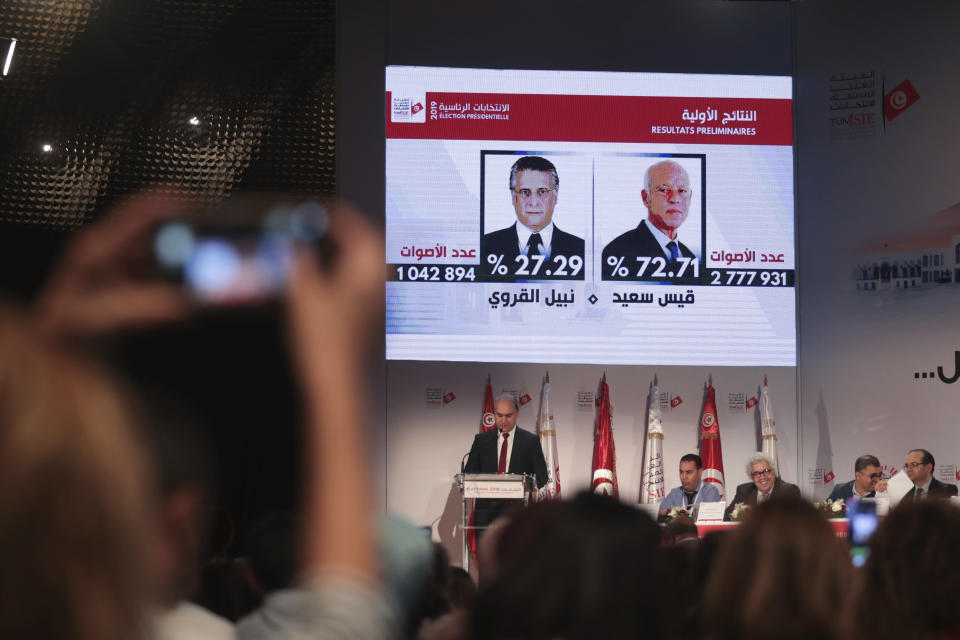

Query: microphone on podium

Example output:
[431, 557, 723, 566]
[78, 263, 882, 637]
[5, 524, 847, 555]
[461, 452, 471, 474]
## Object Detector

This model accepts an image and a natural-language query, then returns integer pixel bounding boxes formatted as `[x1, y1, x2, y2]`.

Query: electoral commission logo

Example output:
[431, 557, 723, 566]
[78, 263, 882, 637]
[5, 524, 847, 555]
[390, 95, 426, 123]
[913, 350, 960, 384]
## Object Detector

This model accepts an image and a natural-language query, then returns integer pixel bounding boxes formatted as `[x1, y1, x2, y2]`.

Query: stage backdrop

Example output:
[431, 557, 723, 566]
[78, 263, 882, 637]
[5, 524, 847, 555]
[385, 363, 796, 565]
[794, 0, 960, 498]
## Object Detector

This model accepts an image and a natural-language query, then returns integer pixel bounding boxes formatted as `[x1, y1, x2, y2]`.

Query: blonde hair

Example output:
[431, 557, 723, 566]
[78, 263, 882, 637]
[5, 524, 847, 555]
[0, 306, 154, 640]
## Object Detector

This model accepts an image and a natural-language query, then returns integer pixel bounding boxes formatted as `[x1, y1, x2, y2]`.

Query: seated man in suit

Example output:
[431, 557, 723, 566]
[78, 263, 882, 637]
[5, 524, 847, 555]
[724, 452, 801, 520]
[827, 454, 887, 503]
[658, 453, 722, 518]
[900, 448, 958, 501]
[463, 394, 548, 540]
[481, 156, 584, 278]
[602, 159, 696, 279]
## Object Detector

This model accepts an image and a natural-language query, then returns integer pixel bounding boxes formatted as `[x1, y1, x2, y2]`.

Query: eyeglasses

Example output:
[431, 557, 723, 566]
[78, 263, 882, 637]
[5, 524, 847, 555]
[750, 468, 773, 478]
[513, 187, 555, 200]
[903, 462, 925, 470]
[868, 473, 883, 479]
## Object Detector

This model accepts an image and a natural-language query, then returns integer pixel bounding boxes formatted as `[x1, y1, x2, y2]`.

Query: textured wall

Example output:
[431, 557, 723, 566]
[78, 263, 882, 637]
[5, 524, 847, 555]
[0, 0, 336, 229]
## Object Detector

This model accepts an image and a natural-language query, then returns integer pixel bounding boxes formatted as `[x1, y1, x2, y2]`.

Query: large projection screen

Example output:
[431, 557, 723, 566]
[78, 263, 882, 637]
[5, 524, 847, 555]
[337, 0, 796, 539]
[386, 66, 794, 366]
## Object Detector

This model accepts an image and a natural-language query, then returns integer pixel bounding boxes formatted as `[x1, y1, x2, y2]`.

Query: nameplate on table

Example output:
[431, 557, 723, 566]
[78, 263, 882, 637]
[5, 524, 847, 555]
[462, 475, 527, 499]
[696, 501, 726, 523]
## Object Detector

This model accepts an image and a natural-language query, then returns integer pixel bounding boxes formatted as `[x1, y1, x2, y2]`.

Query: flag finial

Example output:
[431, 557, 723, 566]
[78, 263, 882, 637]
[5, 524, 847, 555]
[546, 371, 550, 383]
[654, 373, 658, 386]
[708, 373, 713, 387]
[763, 373, 768, 386]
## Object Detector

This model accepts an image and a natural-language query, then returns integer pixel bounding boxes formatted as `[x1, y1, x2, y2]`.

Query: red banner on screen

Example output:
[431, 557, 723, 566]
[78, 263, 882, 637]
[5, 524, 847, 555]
[386, 92, 792, 145]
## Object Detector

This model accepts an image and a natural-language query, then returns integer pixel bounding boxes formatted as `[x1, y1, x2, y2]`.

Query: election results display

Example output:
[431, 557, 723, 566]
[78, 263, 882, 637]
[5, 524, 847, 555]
[386, 66, 795, 366]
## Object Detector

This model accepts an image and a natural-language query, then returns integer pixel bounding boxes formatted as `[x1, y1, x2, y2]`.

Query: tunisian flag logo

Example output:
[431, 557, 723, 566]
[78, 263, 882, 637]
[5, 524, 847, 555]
[884, 78, 919, 121]
[699, 378, 726, 500]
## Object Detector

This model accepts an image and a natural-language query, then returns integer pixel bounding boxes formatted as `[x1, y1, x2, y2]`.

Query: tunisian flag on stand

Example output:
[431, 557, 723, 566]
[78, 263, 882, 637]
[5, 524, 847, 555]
[699, 376, 726, 501]
[759, 374, 781, 475]
[466, 375, 497, 557]
[592, 374, 619, 497]
[641, 375, 665, 504]
[536, 372, 561, 500]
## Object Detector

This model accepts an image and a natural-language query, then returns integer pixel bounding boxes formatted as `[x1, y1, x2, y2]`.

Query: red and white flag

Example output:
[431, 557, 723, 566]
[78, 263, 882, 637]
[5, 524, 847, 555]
[641, 375, 665, 504]
[759, 374, 780, 475]
[699, 377, 726, 500]
[466, 375, 496, 557]
[592, 374, 619, 497]
[536, 372, 561, 500]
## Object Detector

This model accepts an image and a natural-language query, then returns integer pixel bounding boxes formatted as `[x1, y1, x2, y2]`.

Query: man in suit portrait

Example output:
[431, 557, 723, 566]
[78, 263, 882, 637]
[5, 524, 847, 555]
[827, 454, 887, 502]
[481, 156, 584, 275]
[899, 448, 958, 501]
[602, 159, 697, 279]
[724, 452, 801, 520]
[463, 394, 548, 540]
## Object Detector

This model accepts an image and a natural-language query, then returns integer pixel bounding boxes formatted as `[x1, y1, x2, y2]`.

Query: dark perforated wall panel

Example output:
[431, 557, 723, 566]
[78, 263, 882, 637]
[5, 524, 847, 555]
[0, 0, 336, 229]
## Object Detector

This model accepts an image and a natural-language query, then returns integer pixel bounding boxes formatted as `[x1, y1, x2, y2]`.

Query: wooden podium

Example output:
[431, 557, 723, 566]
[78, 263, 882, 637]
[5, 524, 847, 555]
[456, 473, 536, 571]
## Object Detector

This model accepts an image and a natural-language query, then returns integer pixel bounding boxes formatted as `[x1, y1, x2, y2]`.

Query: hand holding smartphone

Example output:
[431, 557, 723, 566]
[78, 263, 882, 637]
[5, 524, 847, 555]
[153, 196, 332, 305]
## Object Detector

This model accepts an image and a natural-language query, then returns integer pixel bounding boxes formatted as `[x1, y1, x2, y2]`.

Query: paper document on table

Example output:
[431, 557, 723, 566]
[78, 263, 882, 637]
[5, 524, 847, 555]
[696, 501, 726, 523]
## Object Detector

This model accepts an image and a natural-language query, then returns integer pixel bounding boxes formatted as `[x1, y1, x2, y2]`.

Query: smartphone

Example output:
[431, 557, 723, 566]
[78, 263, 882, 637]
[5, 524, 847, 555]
[848, 498, 878, 568]
[153, 197, 330, 305]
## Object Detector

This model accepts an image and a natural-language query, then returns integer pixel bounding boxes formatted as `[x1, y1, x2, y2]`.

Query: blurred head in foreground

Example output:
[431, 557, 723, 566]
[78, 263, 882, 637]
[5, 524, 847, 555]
[705, 497, 853, 640]
[859, 499, 960, 640]
[0, 307, 154, 640]
[470, 490, 672, 640]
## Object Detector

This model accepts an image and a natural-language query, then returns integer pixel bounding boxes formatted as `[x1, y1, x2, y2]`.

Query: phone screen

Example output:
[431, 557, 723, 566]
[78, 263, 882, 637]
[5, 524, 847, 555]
[154, 200, 328, 305]
[848, 499, 878, 567]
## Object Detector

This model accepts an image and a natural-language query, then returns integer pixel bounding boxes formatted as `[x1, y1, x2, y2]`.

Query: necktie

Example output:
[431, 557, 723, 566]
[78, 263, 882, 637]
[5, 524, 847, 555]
[916, 487, 925, 499]
[684, 491, 697, 507]
[760, 491, 771, 503]
[498, 432, 509, 474]
[527, 233, 543, 256]
[666, 241, 680, 262]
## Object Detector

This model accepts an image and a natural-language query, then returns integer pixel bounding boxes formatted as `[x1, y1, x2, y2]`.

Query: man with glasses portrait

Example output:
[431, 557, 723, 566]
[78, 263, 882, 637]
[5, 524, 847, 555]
[601, 159, 696, 279]
[827, 454, 887, 502]
[481, 155, 584, 272]
[724, 452, 801, 520]
[899, 448, 958, 501]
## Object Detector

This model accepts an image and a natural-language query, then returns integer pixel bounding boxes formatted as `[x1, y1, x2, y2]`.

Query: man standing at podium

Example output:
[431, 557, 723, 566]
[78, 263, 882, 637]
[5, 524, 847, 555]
[464, 394, 548, 538]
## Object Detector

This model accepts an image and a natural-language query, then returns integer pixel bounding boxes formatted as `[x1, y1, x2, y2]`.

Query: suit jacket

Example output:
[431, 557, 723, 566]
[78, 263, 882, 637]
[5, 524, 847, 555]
[899, 477, 959, 501]
[463, 426, 548, 488]
[827, 480, 875, 502]
[723, 477, 801, 520]
[481, 222, 584, 280]
[601, 219, 695, 280]
[463, 427, 548, 532]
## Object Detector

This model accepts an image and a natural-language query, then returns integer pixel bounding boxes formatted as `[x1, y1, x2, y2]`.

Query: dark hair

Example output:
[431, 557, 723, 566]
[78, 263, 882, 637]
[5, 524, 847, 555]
[445, 567, 477, 611]
[908, 448, 935, 469]
[680, 453, 703, 469]
[246, 513, 296, 593]
[666, 516, 699, 542]
[705, 498, 853, 640]
[509, 156, 559, 191]
[470, 491, 675, 640]
[860, 500, 960, 639]
[854, 454, 880, 473]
